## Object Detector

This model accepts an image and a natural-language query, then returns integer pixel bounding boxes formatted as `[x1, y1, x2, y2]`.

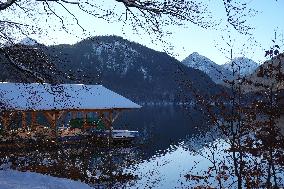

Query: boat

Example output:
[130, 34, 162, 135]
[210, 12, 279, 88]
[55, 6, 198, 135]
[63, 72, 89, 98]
[111, 130, 139, 141]
[57, 118, 139, 143]
[87, 128, 139, 141]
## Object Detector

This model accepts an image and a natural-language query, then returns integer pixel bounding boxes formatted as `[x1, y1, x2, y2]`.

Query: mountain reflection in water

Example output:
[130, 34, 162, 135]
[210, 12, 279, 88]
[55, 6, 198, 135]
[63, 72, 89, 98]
[113, 105, 214, 188]
[115, 105, 208, 160]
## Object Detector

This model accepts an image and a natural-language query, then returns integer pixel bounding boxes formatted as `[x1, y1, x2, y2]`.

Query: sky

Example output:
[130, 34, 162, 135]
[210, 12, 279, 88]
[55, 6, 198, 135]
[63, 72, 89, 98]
[15, 0, 284, 65]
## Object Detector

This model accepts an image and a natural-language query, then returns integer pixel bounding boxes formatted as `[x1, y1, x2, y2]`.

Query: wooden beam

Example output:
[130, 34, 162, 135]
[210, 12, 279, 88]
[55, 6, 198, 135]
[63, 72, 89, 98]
[112, 111, 121, 123]
[44, 112, 53, 123]
[58, 111, 66, 120]
[43, 111, 58, 130]
[43, 112, 53, 128]
[101, 111, 113, 130]
[53, 112, 58, 130]
[100, 110, 120, 127]
[57, 111, 67, 128]
[109, 111, 113, 126]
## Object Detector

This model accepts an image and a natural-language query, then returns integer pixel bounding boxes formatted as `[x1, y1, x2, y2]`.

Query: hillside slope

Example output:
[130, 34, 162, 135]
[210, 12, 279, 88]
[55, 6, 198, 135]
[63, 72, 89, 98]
[47, 36, 222, 102]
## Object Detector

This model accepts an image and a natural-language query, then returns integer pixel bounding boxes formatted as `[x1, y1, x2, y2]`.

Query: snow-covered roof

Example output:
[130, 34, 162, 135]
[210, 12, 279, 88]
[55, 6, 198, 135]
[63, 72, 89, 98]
[0, 82, 141, 111]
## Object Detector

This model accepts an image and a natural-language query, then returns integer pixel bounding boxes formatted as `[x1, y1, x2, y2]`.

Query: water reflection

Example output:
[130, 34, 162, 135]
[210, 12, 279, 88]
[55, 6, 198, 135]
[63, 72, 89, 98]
[126, 139, 229, 189]
[115, 105, 208, 160]
[1, 105, 210, 188]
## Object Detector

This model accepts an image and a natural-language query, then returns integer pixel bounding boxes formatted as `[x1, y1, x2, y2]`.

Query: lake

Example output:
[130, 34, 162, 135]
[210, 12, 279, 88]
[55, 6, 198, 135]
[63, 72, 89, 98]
[8, 105, 212, 187]
[0, 105, 245, 188]
[114, 105, 209, 158]
[107, 105, 215, 188]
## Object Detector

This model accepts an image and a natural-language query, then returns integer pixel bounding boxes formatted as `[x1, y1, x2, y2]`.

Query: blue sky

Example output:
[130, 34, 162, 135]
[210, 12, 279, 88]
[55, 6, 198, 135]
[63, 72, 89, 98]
[30, 0, 284, 65]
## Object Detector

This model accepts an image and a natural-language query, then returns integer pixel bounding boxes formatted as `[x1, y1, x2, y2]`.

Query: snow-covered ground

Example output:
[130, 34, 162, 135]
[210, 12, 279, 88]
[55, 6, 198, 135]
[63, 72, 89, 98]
[1, 138, 283, 188]
[0, 170, 93, 189]
[0, 141, 227, 189]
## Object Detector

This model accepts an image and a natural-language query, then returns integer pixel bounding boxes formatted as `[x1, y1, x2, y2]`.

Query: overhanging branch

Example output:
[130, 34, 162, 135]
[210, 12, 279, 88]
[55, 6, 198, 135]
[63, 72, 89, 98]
[0, 0, 17, 11]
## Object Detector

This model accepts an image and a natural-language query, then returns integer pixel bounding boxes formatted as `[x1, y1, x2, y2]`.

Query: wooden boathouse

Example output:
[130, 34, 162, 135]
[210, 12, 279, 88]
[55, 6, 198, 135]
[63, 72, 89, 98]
[0, 82, 141, 135]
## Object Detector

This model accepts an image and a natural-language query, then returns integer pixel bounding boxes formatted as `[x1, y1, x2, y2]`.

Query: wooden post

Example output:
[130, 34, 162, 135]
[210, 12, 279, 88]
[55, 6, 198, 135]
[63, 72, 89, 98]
[54, 112, 58, 130]
[1, 112, 10, 131]
[3, 117, 8, 130]
[31, 111, 37, 130]
[10, 111, 17, 130]
[100, 112, 108, 130]
[49, 112, 58, 130]
[57, 111, 67, 128]
[22, 112, 27, 129]
[71, 111, 77, 119]
[102, 110, 113, 130]
[109, 110, 113, 129]
[82, 111, 87, 130]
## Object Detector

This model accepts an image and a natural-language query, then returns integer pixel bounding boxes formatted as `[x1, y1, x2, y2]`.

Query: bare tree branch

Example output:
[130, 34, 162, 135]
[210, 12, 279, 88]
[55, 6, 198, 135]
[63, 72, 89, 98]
[0, 0, 17, 11]
[0, 47, 44, 82]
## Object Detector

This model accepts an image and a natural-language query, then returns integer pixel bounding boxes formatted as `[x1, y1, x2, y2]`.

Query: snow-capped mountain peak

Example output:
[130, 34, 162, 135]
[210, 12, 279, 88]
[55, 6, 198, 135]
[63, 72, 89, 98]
[18, 37, 38, 46]
[223, 57, 259, 76]
[182, 52, 213, 72]
[182, 52, 233, 83]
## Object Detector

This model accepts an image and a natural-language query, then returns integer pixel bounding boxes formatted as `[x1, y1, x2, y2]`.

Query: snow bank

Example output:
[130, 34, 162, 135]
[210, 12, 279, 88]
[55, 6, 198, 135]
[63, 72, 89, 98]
[0, 170, 93, 189]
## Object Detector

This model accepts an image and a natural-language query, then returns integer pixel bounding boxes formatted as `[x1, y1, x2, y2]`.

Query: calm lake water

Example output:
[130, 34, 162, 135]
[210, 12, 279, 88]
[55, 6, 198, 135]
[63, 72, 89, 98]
[118, 107, 284, 188]
[115, 105, 208, 159]
[3, 105, 283, 188]
[112, 105, 214, 188]
[0, 105, 225, 188]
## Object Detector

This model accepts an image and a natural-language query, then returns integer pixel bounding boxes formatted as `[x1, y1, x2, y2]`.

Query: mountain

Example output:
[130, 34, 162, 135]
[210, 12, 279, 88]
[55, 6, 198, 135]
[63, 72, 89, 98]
[223, 57, 259, 76]
[0, 36, 223, 103]
[44, 36, 222, 103]
[243, 53, 284, 92]
[18, 37, 39, 46]
[182, 53, 259, 84]
[182, 52, 233, 84]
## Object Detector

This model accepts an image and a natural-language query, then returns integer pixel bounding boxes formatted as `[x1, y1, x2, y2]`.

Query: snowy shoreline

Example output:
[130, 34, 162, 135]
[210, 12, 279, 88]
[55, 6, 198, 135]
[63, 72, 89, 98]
[0, 169, 94, 189]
